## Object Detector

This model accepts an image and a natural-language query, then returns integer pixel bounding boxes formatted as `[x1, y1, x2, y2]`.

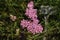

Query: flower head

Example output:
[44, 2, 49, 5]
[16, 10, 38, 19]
[27, 21, 43, 34]
[20, 19, 30, 28]
[27, 1, 34, 9]
[25, 8, 37, 19]
[20, 1, 43, 34]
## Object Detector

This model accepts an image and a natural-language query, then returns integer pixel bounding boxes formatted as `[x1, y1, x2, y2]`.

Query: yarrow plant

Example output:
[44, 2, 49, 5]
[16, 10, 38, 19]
[20, 1, 43, 34]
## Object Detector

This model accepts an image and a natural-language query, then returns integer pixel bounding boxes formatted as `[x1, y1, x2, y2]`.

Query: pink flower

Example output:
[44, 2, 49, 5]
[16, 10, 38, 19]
[20, 19, 30, 28]
[25, 1, 37, 19]
[27, 21, 43, 34]
[32, 18, 39, 24]
[25, 8, 37, 19]
[27, 1, 34, 9]
[20, 1, 43, 34]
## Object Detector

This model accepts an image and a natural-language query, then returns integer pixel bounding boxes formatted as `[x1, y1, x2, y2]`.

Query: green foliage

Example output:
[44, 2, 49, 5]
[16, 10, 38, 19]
[0, 0, 60, 40]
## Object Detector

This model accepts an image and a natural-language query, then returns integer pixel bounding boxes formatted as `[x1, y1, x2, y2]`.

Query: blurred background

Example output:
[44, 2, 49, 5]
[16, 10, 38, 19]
[0, 0, 60, 40]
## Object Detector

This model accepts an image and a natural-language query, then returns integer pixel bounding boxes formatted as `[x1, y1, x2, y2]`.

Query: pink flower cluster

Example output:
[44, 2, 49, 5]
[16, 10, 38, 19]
[25, 1, 37, 19]
[20, 1, 43, 34]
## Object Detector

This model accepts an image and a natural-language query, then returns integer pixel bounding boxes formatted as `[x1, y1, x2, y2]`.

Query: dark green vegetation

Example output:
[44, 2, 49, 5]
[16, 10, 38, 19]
[0, 0, 60, 40]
